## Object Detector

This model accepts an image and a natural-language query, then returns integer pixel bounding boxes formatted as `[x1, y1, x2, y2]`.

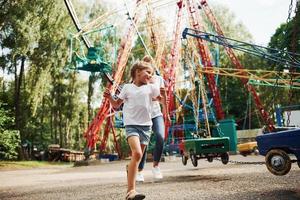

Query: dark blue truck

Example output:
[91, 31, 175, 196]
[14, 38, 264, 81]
[256, 128, 300, 175]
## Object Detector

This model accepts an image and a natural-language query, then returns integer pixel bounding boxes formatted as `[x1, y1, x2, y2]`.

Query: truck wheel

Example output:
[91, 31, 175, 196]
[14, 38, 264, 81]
[240, 152, 247, 157]
[182, 155, 188, 166]
[191, 154, 198, 167]
[221, 152, 229, 165]
[207, 156, 213, 163]
[265, 149, 291, 176]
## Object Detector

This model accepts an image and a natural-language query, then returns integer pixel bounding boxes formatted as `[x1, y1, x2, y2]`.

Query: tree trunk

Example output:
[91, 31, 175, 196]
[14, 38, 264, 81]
[54, 109, 58, 144]
[52, 90, 58, 144]
[58, 83, 63, 148]
[14, 56, 25, 140]
[14, 56, 25, 160]
[14, 58, 18, 128]
[1, 68, 5, 93]
[50, 101, 53, 143]
[40, 97, 45, 147]
[87, 74, 95, 123]
[65, 118, 70, 148]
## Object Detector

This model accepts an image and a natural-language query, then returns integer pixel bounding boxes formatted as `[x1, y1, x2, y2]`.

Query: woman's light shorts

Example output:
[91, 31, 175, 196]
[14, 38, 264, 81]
[125, 125, 151, 145]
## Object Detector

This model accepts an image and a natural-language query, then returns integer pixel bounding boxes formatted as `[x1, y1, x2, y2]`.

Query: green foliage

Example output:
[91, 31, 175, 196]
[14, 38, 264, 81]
[0, 161, 71, 169]
[0, 103, 20, 160]
[0, 0, 92, 154]
[0, 105, 14, 130]
[268, 4, 300, 107]
[0, 130, 20, 160]
[269, 18, 300, 54]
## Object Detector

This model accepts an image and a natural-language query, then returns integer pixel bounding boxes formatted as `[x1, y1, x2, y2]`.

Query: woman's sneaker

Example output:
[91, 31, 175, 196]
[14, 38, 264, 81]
[152, 166, 163, 180]
[136, 172, 144, 182]
[125, 190, 145, 200]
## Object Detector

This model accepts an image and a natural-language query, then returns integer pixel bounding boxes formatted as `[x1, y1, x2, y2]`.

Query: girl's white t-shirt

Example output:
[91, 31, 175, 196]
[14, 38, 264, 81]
[151, 75, 165, 118]
[118, 83, 160, 126]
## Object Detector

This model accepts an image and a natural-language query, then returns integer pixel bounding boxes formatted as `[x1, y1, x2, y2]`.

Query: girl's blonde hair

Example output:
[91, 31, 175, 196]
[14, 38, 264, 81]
[130, 61, 153, 79]
[142, 55, 152, 63]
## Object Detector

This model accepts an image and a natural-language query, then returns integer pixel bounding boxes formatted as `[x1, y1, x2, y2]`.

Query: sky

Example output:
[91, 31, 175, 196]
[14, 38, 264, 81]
[209, 0, 295, 45]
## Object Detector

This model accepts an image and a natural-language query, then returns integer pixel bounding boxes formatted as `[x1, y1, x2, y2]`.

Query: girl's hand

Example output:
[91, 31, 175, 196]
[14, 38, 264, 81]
[152, 96, 162, 101]
[103, 89, 111, 99]
[166, 114, 172, 124]
[160, 87, 166, 95]
[163, 110, 171, 125]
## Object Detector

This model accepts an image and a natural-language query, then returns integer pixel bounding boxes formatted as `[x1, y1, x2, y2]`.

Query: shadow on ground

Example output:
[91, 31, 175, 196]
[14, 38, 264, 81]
[142, 174, 231, 185]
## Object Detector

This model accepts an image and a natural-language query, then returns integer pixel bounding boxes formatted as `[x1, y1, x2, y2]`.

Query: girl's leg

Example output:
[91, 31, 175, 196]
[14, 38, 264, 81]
[127, 136, 143, 192]
[152, 116, 165, 167]
[127, 136, 147, 192]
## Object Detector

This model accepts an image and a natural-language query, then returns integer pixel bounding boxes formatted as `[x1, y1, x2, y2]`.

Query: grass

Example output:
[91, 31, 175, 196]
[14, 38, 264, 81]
[0, 161, 72, 170]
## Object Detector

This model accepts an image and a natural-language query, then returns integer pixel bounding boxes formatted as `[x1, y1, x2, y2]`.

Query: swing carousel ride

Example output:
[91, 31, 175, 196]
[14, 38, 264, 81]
[64, 0, 300, 174]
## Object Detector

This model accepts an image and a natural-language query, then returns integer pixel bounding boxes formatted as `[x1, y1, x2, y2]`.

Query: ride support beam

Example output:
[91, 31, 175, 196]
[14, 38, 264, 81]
[186, 0, 225, 120]
[164, 0, 184, 140]
[196, 67, 300, 89]
[199, 0, 275, 132]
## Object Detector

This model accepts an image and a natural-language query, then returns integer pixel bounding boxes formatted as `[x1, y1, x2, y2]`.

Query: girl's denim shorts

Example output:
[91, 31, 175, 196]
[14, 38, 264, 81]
[125, 125, 151, 145]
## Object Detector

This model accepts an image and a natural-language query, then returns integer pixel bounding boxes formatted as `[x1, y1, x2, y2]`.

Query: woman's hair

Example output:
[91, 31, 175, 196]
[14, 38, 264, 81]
[130, 61, 153, 79]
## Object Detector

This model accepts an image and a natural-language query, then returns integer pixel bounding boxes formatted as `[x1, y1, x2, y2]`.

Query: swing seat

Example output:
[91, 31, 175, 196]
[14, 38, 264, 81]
[182, 137, 230, 155]
[179, 137, 230, 167]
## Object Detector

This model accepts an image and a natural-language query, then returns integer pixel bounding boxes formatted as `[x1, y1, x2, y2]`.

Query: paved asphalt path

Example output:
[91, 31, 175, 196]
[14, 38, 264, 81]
[0, 155, 299, 200]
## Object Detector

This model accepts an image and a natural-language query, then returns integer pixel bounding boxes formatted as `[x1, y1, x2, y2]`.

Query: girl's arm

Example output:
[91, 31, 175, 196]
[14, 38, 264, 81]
[160, 87, 171, 122]
[104, 89, 123, 109]
[160, 87, 167, 109]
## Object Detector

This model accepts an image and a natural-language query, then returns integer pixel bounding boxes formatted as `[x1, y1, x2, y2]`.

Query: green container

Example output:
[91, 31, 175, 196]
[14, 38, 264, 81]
[218, 119, 237, 153]
[184, 137, 230, 155]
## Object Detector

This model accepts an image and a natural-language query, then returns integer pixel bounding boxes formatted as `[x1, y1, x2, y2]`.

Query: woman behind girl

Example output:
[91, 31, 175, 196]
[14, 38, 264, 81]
[104, 60, 159, 200]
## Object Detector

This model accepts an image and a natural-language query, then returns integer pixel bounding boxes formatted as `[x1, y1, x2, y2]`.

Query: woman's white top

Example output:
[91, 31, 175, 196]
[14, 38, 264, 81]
[151, 75, 165, 118]
[118, 83, 160, 126]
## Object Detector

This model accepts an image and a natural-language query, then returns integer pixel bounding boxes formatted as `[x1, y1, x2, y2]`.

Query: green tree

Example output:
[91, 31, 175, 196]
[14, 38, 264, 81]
[0, 103, 20, 160]
[268, 2, 300, 109]
[0, 0, 94, 157]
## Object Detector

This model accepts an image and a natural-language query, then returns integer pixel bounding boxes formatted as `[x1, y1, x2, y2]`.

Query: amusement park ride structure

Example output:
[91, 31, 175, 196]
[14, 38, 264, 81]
[64, 0, 300, 174]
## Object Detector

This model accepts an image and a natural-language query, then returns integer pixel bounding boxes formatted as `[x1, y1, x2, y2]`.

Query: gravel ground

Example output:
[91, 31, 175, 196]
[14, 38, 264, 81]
[0, 155, 299, 200]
